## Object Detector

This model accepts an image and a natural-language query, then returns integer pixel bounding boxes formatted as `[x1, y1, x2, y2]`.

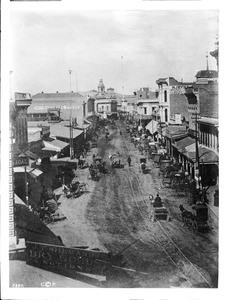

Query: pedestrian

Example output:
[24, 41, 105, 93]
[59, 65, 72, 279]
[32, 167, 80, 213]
[153, 194, 162, 207]
[127, 156, 131, 167]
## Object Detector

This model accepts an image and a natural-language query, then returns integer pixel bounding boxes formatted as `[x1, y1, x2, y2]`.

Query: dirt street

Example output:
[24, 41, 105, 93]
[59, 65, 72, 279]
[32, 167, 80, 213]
[48, 122, 218, 288]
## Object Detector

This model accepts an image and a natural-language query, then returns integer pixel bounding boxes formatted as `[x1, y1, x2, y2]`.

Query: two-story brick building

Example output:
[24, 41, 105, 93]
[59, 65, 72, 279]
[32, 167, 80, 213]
[156, 77, 195, 125]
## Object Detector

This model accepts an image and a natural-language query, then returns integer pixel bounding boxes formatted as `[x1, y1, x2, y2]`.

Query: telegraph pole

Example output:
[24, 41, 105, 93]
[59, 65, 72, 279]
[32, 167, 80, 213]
[69, 70, 74, 159]
[121, 56, 124, 102]
[195, 112, 201, 189]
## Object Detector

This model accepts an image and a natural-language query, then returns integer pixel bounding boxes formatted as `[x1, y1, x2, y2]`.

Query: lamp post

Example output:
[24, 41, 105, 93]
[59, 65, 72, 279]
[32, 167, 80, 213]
[69, 70, 74, 159]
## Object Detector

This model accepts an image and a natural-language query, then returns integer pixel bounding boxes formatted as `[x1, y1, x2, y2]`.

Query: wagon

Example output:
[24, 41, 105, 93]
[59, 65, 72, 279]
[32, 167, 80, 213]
[179, 203, 209, 231]
[109, 153, 124, 168]
[149, 204, 170, 222]
[140, 157, 149, 174]
[159, 159, 173, 173]
[192, 203, 209, 231]
[161, 176, 173, 188]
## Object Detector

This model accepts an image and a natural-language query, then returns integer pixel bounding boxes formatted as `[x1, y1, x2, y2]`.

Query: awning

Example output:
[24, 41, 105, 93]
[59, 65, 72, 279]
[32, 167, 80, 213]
[25, 150, 39, 160]
[14, 166, 33, 173]
[146, 120, 158, 134]
[43, 140, 69, 152]
[13, 166, 43, 178]
[50, 157, 78, 166]
[181, 147, 219, 164]
[29, 168, 43, 178]
[172, 137, 196, 152]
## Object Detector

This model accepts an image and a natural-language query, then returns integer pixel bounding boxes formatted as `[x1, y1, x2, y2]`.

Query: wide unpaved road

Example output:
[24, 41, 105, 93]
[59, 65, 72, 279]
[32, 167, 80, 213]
[85, 123, 218, 288]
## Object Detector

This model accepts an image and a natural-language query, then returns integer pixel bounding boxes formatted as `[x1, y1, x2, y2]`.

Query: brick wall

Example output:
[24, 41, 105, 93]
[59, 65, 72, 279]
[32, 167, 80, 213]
[169, 94, 189, 121]
[198, 83, 218, 118]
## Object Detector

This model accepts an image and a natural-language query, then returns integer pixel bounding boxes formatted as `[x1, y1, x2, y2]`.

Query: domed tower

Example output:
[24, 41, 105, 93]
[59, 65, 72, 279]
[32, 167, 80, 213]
[98, 79, 105, 94]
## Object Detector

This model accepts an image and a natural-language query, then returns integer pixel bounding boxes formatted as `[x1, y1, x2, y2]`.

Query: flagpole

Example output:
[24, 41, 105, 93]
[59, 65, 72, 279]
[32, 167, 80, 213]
[69, 70, 74, 159]
[121, 56, 124, 103]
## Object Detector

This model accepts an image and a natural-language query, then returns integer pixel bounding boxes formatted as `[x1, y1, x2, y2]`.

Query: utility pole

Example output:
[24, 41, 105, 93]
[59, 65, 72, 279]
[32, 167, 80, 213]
[121, 56, 124, 102]
[69, 70, 74, 159]
[195, 112, 201, 189]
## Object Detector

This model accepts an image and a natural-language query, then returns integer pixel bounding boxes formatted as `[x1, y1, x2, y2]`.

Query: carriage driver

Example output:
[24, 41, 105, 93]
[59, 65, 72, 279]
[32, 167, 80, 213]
[153, 194, 163, 208]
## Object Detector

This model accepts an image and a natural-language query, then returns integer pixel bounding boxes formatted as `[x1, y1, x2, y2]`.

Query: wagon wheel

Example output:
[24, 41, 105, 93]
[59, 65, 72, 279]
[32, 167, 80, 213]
[161, 178, 168, 188]
[186, 217, 194, 229]
[191, 220, 198, 232]
[171, 177, 179, 189]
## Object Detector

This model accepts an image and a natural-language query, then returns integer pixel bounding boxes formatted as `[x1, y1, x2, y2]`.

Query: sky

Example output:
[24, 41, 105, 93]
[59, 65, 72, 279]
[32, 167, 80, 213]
[9, 10, 218, 96]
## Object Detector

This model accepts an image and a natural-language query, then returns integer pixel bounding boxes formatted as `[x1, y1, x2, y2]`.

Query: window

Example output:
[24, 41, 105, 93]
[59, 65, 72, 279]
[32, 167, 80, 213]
[164, 90, 167, 102]
[165, 109, 168, 122]
[144, 107, 147, 115]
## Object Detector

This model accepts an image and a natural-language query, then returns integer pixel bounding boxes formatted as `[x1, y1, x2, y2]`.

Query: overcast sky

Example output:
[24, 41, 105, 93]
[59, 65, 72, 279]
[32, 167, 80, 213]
[10, 10, 218, 95]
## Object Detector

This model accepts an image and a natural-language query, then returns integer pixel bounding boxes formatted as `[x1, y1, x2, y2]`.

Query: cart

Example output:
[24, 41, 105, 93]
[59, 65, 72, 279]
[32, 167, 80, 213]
[140, 157, 149, 174]
[180, 203, 209, 231]
[109, 153, 124, 168]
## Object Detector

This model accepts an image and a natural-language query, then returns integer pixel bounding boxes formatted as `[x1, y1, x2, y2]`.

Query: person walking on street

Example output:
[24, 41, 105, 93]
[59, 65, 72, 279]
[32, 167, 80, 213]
[127, 156, 131, 167]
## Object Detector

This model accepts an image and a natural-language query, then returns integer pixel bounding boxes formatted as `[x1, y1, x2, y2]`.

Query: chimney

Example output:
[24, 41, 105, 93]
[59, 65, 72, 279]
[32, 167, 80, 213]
[181, 78, 183, 83]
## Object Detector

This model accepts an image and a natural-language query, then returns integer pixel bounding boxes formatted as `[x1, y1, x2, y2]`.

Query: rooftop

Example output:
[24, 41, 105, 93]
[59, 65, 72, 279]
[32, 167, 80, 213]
[156, 77, 194, 87]
[195, 69, 218, 79]
[32, 92, 84, 100]
[198, 117, 219, 126]
[49, 123, 84, 139]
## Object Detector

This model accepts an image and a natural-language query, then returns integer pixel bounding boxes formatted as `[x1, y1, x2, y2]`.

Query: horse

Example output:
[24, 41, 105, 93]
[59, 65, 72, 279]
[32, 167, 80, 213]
[179, 204, 196, 228]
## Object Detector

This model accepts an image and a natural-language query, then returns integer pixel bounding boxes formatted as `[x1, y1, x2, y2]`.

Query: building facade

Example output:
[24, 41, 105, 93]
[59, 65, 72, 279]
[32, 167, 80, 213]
[156, 77, 194, 124]
[87, 79, 118, 119]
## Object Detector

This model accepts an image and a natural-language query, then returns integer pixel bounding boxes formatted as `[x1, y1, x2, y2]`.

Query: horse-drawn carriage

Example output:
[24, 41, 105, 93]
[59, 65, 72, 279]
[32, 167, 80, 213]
[89, 155, 108, 178]
[140, 157, 149, 174]
[149, 195, 170, 222]
[63, 178, 89, 198]
[109, 153, 124, 168]
[179, 203, 209, 231]
[78, 156, 89, 169]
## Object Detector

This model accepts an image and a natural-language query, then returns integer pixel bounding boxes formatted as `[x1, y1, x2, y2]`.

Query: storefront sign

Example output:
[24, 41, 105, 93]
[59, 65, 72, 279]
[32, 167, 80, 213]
[26, 241, 111, 276]
[13, 155, 29, 167]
